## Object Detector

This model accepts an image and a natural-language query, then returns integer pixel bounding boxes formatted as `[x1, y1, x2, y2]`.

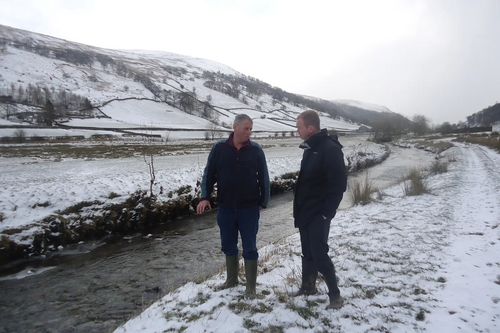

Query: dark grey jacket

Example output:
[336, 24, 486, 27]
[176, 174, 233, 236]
[293, 129, 347, 228]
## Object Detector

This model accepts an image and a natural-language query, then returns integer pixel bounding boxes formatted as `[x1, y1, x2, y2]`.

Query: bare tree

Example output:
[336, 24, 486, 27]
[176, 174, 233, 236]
[2, 103, 15, 119]
[17, 85, 24, 102]
[142, 127, 169, 196]
[142, 127, 157, 197]
[411, 114, 430, 136]
[44, 100, 55, 126]
[207, 122, 220, 140]
[14, 129, 27, 143]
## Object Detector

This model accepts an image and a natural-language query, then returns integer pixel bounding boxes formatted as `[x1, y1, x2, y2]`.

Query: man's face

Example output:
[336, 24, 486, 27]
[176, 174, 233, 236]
[296, 118, 313, 140]
[233, 119, 253, 142]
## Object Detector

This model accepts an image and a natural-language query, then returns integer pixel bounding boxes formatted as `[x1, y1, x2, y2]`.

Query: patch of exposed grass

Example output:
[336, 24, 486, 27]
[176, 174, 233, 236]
[162, 326, 188, 332]
[0, 141, 216, 159]
[263, 325, 285, 333]
[349, 173, 378, 205]
[243, 319, 259, 330]
[193, 292, 210, 305]
[57, 200, 102, 215]
[415, 310, 426, 321]
[429, 160, 448, 174]
[228, 301, 252, 314]
[455, 133, 500, 151]
[286, 302, 319, 320]
[32, 201, 51, 208]
[421, 140, 454, 154]
[402, 168, 429, 196]
[252, 302, 274, 314]
[494, 275, 500, 285]
[437, 276, 447, 283]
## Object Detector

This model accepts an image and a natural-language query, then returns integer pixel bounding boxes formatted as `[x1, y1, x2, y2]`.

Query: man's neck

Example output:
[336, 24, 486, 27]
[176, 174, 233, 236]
[305, 130, 320, 141]
[233, 137, 245, 150]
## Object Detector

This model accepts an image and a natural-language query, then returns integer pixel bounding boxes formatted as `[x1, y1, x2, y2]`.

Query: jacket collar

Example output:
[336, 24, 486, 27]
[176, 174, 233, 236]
[299, 129, 328, 150]
[226, 132, 252, 149]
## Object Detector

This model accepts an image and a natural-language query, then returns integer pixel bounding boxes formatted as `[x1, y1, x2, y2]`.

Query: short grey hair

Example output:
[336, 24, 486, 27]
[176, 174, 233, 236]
[234, 114, 253, 125]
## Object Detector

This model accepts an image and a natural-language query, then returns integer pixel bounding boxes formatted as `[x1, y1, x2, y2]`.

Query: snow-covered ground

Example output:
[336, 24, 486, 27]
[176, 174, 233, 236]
[114, 143, 500, 333]
[0, 136, 386, 246]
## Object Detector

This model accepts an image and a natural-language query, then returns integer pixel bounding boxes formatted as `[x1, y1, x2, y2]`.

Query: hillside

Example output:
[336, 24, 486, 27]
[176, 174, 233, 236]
[0, 24, 401, 138]
[466, 102, 500, 127]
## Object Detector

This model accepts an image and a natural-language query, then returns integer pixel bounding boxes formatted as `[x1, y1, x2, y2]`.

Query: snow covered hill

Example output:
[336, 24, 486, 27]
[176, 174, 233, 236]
[332, 99, 392, 113]
[0, 24, 393, 138]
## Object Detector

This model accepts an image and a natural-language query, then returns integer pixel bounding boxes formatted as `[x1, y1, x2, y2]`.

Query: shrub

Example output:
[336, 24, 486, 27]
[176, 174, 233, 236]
[14, 129, 27, 143]
[349, 173, 377, 205]
[403, 168, 428, 196]
[429, 160, 448, 174]
[455, 133, 500, 152]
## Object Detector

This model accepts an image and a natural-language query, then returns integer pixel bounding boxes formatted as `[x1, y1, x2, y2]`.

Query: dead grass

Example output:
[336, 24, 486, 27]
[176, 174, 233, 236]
[349, 173, 378, 205]
[454, 133, 500, 152]
[0, 141, 215, 159]
[413, 139, 454, 154]
[429, 160, 448, 175]
[402, 168, 429, 196]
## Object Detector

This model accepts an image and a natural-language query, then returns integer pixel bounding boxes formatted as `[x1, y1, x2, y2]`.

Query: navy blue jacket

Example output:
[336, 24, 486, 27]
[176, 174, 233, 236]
[200, 133, 270, 209]
[293, 129, 347, 228]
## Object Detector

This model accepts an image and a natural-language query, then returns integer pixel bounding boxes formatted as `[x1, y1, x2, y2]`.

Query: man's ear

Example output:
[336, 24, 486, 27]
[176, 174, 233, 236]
[233, 123, 237, 131]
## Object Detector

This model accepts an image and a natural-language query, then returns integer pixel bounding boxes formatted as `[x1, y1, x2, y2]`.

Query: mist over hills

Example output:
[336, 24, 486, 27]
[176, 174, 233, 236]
[0, 24, 410, 135]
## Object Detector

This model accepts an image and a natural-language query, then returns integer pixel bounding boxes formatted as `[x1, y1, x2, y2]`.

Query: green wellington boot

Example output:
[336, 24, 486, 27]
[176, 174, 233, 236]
[218, 255, 239, 290]
[244, 259, 258, 299]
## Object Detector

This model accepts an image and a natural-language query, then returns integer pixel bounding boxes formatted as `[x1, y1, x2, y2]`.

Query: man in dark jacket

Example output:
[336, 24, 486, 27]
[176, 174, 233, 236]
[197, 114, 270, 299]
[292, 110, 347, 309]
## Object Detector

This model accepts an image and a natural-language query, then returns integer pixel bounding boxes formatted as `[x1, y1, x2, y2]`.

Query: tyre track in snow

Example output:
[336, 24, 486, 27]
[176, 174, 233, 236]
[425, 143, 500, 332]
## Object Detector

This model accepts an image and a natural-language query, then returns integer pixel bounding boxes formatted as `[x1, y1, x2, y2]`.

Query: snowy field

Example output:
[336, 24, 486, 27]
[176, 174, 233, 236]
[114, 143, 500, 333]
[0, 136, 386, 245]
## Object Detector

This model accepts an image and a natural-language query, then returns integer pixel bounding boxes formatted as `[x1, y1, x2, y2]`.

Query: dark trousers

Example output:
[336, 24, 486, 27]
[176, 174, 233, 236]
[217, 206, 260, 260]
[299, 215, 334, 275]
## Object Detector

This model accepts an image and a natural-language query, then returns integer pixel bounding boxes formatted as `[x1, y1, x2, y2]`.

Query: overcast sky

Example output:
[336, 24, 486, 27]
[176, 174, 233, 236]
[1, 0, 499, 124]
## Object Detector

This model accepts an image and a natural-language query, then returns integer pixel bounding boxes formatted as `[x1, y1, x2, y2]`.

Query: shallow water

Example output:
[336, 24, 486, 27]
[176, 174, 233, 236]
[0, 145, 436, 333]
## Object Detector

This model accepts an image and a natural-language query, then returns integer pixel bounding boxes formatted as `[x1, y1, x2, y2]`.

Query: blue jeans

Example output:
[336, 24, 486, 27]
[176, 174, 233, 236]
[217, 206, 260, 260]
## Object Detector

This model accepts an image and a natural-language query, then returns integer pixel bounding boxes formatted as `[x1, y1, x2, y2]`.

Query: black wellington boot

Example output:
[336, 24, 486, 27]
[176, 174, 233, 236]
[290, 258, 318, 297]
[323, 268, 344, 310]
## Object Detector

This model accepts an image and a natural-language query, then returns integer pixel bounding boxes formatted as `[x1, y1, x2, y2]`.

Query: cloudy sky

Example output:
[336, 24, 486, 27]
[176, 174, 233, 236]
[1, 0, 499, 124]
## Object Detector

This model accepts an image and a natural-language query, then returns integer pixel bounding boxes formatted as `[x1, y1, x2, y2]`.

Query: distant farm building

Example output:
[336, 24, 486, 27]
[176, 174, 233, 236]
[493, 121, 500, 133]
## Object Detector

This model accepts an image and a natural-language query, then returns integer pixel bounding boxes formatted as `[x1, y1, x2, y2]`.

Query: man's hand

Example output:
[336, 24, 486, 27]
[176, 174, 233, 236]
[197, 200, 212, 214]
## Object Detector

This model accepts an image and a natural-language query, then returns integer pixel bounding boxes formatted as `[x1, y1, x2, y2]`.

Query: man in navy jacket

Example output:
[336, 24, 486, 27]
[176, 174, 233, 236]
[197, 114, 270, 299]
[292, 110, 347, 309]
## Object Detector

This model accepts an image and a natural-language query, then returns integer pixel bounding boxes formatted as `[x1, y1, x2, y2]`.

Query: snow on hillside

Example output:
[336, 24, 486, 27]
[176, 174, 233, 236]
[0, 24, 365, 136]
[332, 99, 392, 113]
[98, 100, 216, 129]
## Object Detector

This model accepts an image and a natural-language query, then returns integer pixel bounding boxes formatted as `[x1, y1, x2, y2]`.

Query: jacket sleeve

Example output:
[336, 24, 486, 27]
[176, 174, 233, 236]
[257, 147, 270, 208]
[200, 143, 218, 200]
[321, 145, 347, 218]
